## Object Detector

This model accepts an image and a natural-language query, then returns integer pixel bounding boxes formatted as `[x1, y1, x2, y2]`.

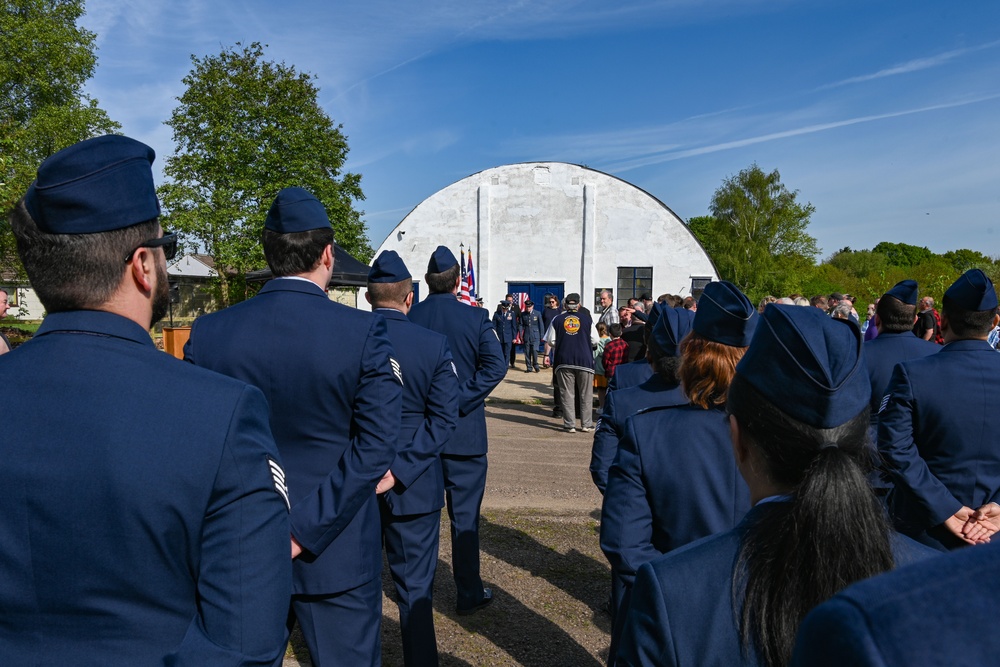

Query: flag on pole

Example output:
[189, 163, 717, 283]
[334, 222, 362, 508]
[459, 248, 474, 305]
[466, 249, 477, 303]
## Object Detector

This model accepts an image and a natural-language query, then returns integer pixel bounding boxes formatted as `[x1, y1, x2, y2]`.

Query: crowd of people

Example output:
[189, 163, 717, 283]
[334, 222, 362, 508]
[4, 133, 1000, 667]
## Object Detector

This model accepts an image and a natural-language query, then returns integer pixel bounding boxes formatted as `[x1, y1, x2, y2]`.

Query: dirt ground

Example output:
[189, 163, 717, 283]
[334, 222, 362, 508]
[285, 370, 613, 666]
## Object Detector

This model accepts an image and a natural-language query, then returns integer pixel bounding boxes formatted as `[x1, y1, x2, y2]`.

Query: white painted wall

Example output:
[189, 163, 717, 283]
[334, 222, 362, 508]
[360, 162, 717, 309]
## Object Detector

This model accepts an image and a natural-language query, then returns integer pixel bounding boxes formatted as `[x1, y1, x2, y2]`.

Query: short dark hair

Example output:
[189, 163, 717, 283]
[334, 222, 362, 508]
[942, 295, 997, 338]
[875, 296, 916, 333]
[367, 278, 413, 307]
[425, 264, 460, 294]
[682, 296, 696, 310]
[262, 227, 332, 277]
[10, 199, 159, 312]
[609, 322, 622, 338]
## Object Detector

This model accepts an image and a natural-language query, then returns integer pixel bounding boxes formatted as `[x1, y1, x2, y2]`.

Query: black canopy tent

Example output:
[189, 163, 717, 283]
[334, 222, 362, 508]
[245, 242, 370, 287]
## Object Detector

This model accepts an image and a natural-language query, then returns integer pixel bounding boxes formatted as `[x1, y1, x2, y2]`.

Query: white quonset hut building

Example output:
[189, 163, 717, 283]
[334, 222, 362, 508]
[362, 162, 717, 311]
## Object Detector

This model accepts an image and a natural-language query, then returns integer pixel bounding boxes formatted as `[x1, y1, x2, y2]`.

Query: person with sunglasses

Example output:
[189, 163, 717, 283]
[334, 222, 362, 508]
[0, 135, 291, 665]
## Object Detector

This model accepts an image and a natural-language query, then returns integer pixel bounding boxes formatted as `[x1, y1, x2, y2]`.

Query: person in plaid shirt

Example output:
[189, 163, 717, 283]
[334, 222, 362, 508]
[602, 323, 629, 380]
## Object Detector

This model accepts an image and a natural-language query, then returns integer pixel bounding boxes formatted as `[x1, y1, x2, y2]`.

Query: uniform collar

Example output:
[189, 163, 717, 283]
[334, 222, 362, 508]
[36, 310, 156, 348]
[940, 338, 994, 352]
[374, 307, 408, 321]
[259, 277, 328, 297]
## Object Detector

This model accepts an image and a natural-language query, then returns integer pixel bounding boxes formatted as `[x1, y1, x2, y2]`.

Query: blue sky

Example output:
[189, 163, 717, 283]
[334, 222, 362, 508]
[81, 0, 1000, 259]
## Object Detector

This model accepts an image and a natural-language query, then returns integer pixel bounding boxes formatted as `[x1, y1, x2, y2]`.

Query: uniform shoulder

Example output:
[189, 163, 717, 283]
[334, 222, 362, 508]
[647, 527, 741, 576]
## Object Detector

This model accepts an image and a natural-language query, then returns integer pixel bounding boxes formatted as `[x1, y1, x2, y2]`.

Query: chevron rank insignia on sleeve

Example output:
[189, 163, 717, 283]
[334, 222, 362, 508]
[268, 457, 290, 510]
[878, 394, 890, 414]
[390, 356, 404, 385]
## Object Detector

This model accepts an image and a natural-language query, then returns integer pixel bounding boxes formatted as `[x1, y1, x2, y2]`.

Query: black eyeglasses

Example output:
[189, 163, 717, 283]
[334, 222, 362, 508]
[125, 231, 178, 263]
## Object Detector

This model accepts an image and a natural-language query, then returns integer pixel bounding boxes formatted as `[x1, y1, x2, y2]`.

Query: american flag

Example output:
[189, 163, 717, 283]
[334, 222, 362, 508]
[466, 249, 477, 302]
[459, 249, 474, 305]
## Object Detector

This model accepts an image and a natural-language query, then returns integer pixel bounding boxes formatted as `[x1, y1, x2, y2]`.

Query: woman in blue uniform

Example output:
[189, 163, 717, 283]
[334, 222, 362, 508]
[616, 304, 939, 667]
[600, 280, 755, 664]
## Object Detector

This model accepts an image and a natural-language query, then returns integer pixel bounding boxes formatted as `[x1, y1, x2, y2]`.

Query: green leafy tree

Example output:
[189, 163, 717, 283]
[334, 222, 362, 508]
[688, 164, 818, 301]
[158, 42, 367, 306]
[1, 0, 119, 275]
[941, 248, 992, 273]
[870, 241, 934, 268]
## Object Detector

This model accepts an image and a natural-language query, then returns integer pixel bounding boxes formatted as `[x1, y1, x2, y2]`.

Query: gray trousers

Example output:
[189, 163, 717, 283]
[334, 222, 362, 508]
[555, 366, 594, 429]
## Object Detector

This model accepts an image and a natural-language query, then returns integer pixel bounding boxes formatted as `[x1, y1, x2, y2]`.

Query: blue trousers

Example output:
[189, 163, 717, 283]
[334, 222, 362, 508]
[289, 575, 382, 667]
[523, 340, 539, 370]
[382, 507, 442, 667]
[441, 453, 489, 609]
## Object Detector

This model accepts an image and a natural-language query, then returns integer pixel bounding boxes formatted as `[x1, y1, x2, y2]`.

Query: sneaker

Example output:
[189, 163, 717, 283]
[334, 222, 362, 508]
[564, 427, 576, 433]
[581, 426, 594, 433]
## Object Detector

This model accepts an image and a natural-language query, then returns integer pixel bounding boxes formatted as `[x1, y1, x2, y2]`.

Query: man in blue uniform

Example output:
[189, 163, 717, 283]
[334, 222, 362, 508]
[863, 280, 938, 422]
[878, 269, 1000, 551]
[0, 135, 290, 665]
[185, 187, 402, 666]
[409, 246, 506, 614]
[492, 299, 520, 371]
[365, 251, 459, 667]
[520, 299, 544, 372]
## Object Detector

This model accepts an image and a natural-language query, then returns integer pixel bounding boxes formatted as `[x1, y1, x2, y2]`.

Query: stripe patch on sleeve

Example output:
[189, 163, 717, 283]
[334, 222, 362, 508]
[390, 357, 404, 385]
[268, 457, 290, 510]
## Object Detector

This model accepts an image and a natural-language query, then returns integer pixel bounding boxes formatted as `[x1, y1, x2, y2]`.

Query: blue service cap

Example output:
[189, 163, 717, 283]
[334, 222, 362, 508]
[265, 187, 331, 233]
[428, 246, 459, 273]
[694, 281, 757, 347]
[736, 304, 868, 429]
[651, 306, 692, 357]
[23, 135, 160, 234]
[883, 279, 918, 306]
[368, 250, 411, 283]
[944, 269, 998, 311]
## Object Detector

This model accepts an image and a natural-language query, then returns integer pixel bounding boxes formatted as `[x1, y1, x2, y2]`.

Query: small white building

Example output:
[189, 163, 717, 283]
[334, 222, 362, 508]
[361, 162, 717, 311]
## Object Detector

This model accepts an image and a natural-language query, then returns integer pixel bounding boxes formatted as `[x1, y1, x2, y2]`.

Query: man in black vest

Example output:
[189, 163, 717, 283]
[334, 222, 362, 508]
[544, 293, 598, 432]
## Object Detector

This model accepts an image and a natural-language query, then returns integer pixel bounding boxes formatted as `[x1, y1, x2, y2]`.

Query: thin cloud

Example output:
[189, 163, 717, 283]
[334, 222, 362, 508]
[819, 39, 1000, 90]
[601, 93, 1000, 172]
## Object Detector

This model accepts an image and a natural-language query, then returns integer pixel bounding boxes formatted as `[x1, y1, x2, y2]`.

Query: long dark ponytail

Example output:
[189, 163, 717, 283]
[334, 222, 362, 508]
[727, 373, 894, 667]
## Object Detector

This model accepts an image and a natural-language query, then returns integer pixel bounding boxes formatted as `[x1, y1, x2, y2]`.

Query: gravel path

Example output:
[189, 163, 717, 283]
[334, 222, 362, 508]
[286, 370, 612, 666]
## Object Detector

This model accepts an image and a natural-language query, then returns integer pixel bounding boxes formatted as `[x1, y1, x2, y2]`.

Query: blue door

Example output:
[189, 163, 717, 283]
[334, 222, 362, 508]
[507, 282, 564, 354]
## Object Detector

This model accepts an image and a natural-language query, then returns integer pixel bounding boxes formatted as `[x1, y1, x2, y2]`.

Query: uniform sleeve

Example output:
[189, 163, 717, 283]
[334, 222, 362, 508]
[390, 339, 459, 489]
[457, 311, 506, 416]
[170, 385, 291, 666]
[290, 314, 402, 556]
[789, 597, 886, 667]
[877, 363, 962, 526]
[590, 392, 620, 494]
[600, 417, 660, 590]
[616, 563, 677, 667]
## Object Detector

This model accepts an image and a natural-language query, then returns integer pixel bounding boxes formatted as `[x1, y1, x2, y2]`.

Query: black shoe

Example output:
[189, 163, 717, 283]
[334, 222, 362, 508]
[457, 588, 493, 616]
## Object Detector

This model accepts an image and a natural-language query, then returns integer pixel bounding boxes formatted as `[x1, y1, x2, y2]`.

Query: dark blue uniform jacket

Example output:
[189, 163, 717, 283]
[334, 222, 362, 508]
[409, 293, 506, 456]
[0, 311, 290, 666]
[617, 504, 939, 667]
[878, 339, 1000, 547]
[185, 278, 402, 595]
[376, 308, 459, 516]
[601, 404, 751, 589]
[590, 374, 686, 494]
[791, 540, 988, 667]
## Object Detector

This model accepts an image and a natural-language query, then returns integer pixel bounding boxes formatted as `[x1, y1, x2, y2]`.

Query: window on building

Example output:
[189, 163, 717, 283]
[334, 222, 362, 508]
[617, 267, 653, 307]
